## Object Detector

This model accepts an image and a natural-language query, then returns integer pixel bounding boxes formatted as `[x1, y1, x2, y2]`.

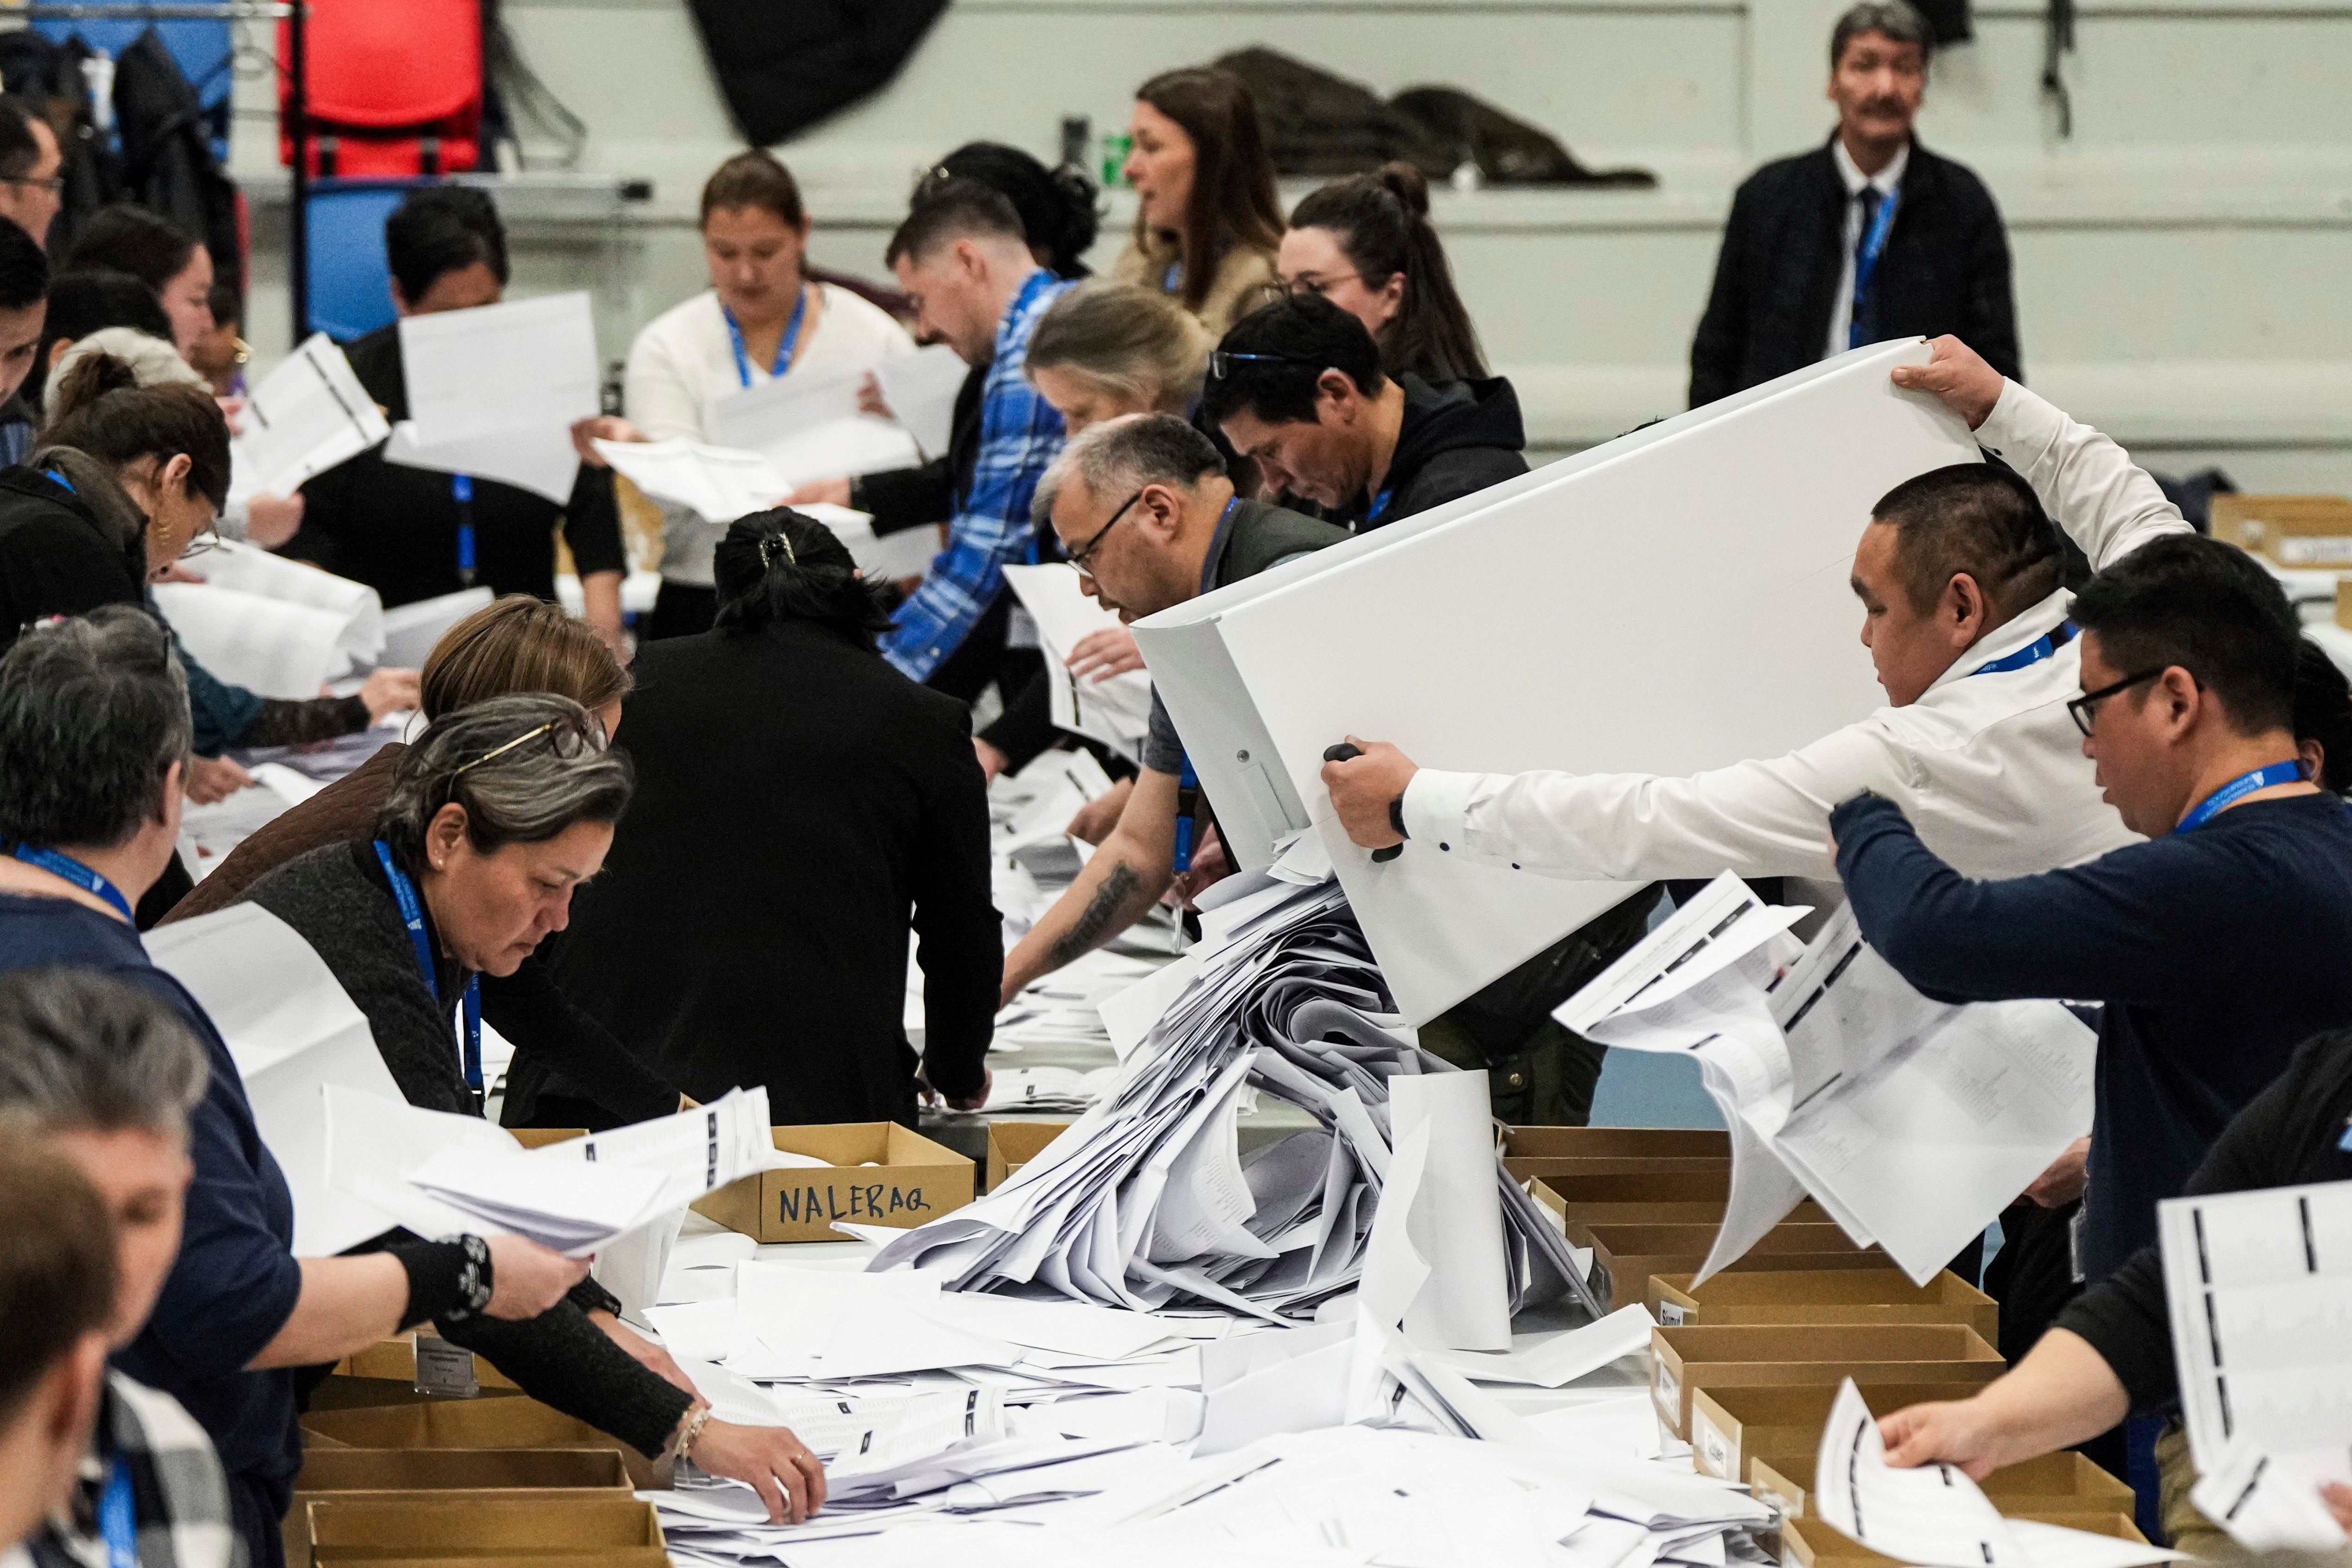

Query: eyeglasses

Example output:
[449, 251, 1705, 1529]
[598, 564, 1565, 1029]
[1067, 488, 1143, 573]
[1206, 350, 1326, 380]
[452, 715, 595, 777]
[3, 176, 63, 195]
[2066, 667, 2175, 736]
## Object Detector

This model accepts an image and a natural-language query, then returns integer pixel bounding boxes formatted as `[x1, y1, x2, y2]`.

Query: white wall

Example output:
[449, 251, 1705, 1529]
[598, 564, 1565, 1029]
[233, 0, 2352, 487]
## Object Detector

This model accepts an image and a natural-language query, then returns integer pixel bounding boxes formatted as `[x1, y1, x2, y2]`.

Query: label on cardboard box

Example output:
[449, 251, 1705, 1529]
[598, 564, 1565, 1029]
[1691, 1408, 1733, 1478]
[412, 1337, 479, 1399]
[771, 1177, 941, 1227]
[1657, 1300, 1687, 1326]
[1652, 1357, 1680, 1423]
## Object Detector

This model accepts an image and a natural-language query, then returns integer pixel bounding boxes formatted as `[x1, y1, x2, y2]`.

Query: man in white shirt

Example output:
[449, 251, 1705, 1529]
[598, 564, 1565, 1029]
[1322, 334, 2190, 887]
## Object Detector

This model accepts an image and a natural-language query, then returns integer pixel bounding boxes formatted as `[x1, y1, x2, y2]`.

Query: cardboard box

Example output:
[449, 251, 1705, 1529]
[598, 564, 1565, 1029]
[1505, 1127, 1732, 1159]
[1532, 1171, 1735, 1206]
[2211, 493, 2352, 565]
[1751, 1450, 2132, 1523]
[287, 1457, 630, 1568]
[692, 1123, 975, 1243]
[982, 1120, 1072, 1192]
[1687, 1382, 1996, 1482]
[507, 1129, 587, 1149]
[1502, 1127, 1732, 1185]
[1650, 1323, 2002, 1440]
[1781, 1509, 2145, 1566]
[306, 1493, 663, 1563]
[1574, 1222, 1886, 1311]
[334, 1333, 522, 1392]
[300, 1397, 653, 1488]
[1648, 1268, 1996, 1342]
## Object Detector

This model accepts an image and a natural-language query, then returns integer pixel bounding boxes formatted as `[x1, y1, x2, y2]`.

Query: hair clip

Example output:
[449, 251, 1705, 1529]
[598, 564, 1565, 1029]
[758, 531, 799, 570]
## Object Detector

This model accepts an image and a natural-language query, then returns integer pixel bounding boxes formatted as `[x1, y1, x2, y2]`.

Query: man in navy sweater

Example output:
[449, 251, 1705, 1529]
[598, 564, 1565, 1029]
[1833, 534, 2352, 1287]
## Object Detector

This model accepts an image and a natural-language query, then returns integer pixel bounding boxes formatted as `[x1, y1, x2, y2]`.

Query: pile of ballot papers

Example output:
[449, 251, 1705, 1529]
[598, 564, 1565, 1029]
[1556, 872, 2099, 1286]
[644, 1377, 1774, 1568]
[868, 838, 1592, 1323]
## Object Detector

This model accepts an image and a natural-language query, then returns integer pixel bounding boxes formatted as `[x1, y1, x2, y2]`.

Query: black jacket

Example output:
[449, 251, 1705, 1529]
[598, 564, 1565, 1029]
[0, 464, 144, 654]
[1323, 374, 1529, 531]
[291, 324, 629, 608]
[2057, 1028, 2352, 1415]
[1689, 135, 2020, 408]
[550, 617, 1000, 1125]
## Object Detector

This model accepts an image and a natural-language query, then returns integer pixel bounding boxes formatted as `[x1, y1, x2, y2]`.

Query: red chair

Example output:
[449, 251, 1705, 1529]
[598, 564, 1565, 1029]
[279, 0, 483, 177]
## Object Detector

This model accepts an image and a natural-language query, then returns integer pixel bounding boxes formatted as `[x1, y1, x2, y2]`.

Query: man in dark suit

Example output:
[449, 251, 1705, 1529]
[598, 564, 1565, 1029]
[1689, 0, 2020, 407]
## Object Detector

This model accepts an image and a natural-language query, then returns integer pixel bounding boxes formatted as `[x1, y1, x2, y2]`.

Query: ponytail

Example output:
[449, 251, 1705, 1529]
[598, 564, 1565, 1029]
[711, 509, 897, 649]
[41, 349, 231, 512]
[920, 142, 1102, 281]
[1288, 162, 1489, 382]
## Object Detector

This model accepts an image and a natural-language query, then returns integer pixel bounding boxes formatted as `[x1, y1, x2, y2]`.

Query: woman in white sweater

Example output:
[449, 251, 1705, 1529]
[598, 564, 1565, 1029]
[583, 151, 913, 639]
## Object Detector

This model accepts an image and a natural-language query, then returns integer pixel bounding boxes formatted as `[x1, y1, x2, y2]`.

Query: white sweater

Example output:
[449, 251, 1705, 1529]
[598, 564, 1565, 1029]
[623, 283, 913, 585]
[1402, 382, 2193, 883]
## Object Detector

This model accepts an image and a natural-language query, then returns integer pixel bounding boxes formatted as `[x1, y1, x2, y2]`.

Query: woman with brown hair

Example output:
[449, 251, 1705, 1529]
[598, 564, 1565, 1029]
[1111, 66, 1285, 334]
[1281, 161, 1489, 383]
[582, 149, 916, 640]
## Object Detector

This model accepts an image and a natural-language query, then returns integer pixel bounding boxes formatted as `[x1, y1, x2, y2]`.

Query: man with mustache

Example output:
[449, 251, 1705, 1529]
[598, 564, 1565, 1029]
[1689, 0, 2021, 407]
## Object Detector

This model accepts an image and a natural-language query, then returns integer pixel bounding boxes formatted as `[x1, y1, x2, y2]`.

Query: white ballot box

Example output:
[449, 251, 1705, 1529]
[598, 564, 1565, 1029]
[1131, 340, 1979, 1021]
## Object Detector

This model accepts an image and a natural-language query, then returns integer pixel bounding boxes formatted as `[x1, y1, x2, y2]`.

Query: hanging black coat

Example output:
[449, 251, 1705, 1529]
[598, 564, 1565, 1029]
[684, 0, 949, 145]
[111, 27, 243, 301]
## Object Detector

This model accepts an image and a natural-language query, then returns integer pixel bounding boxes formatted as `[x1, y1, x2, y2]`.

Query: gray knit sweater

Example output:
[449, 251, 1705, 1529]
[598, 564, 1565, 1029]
[243, 840, 474, 1114]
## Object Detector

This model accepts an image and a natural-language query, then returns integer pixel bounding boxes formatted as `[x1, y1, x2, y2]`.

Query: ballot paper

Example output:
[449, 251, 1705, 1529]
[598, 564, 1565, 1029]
[1420, 1305, 1657, 1389]
[379, 587, 494, 668]
[149, 581, 352, 699]
[146, 906, 409, 1255]
[875, 343, 968, 459]
[1003, 562, 1154, 762]
[1386, 1071, 1511, 1350]
[706, 359, 922, 487]
[592, 437, 786, 525]
[398, 292, 600, 448]
[176, 762, 329, 881]
[228, 333, 388, 504]
[382, 416, 582, 506]
[1768, 904, 2097, 1282]
[1131, 338, 1980, 1022]
[1556, 873, 1815, 1284]
[185, 539, 384, 664]
[385, 291, 600, 503]
[2160, 1178, 2352, 1551]
[983, 1066, 1121, 1114]
[800, 501, 939, 583]
[1558, 876, 2098, 1285]
[326, 1085, 775, 1255]
[1812, 1380, 2181, 1568]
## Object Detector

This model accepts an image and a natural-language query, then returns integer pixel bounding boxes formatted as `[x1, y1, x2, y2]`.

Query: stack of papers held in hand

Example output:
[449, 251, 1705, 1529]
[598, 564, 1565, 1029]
[324, 1083, 776, 1255]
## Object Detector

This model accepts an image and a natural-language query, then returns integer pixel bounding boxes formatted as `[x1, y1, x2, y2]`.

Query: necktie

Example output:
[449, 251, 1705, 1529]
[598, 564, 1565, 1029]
[1850, 187, 1885, 350]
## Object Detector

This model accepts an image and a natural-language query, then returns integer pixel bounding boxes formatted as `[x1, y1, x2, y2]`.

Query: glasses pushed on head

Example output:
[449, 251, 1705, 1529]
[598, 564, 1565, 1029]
[450, 712, 601, 777]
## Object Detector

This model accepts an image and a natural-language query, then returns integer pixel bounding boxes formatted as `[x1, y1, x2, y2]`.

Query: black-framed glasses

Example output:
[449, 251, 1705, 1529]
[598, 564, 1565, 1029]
[453, 715, 594, 777]
[1206, 350, 1326, 380]
[1067, 488, 1143, 573]
[2067, 667, 2173, 737]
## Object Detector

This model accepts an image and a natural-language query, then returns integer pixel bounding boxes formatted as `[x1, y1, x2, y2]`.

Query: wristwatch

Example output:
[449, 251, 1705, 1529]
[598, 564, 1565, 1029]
[1388, 796, 1408, 840]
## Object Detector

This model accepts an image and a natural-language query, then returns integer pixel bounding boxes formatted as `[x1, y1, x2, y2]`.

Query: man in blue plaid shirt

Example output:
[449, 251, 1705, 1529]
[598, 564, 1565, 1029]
[879, 180, 1073, 685]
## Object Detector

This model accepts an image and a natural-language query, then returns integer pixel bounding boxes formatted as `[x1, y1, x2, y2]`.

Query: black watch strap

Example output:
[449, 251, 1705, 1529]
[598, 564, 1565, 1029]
[1388, 795, 1408, 839]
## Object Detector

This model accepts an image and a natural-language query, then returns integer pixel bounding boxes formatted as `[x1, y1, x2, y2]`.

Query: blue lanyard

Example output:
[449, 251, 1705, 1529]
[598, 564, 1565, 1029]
[1162, 259, 1183, 294]
[723, 287, 809, 389]
[2173, 761, 2305, 835]
[10, 844, 132, 921]
[1173, 754, 1200, 874]
[373, 841, 482, 1091]
[1366, 486, 1395, 526]
[1848, 186, 1900, 349]
[452, 474, 475, 587]
[1971, 622, 2072, 677]
[98, 1457, 135, 1568]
